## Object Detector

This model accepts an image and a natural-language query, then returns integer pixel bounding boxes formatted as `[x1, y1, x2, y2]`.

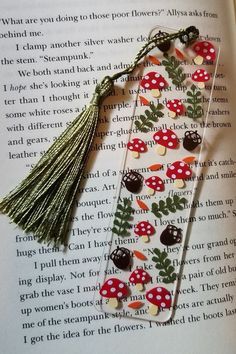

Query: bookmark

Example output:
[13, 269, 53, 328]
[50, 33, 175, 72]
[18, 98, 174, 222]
[95, 25, 219, 323]
[0, 26, 199, 245]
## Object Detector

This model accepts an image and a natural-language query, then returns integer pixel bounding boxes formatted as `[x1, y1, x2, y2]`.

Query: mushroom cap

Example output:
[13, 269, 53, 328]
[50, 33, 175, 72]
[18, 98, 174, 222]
[193, 41, 216, 62]
[145, 176, 164, 192]
[166, 99, 184, 115]
[153, 129, 179, 149]
[129, 268, 151, 285]
[140, 72, 167, 90]
[100, 278, 128, 299]
[192, 69, 210, 83]
[134, 221, 155, 237]
[127, 138, 147, 153]
[166, 160, 192, 180]
[146, 286, 172, 309]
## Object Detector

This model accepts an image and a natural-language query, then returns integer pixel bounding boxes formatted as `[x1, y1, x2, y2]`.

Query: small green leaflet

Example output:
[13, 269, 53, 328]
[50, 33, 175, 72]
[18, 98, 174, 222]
[134, 103, 164, 133]
[186, 84, 203, 119]
[151, 248, 177, 284]
[112, 198, 134, 237]
[151, 195, 187, 218]
[162, 53, 186, 86]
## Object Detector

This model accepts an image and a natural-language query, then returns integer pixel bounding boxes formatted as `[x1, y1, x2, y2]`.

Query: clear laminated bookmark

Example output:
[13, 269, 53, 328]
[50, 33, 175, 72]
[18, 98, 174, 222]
[94, 26, 220, 323]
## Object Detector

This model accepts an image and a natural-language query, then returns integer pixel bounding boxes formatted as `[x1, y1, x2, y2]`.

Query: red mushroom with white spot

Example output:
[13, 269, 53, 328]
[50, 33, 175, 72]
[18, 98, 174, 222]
[166, 99, 184, 118]
[192, 69, 210, 89]
[145, 176, 164, 195]
[99, 278, 128, 309]
[166, 160, 192, 189]
[134, 221, 155, 243]
[127, 138, 147, 158]
[140, 72, 168, 98]
[193, 41, 216, 65]
[146, 286, 172, 316]
[153, 129, 179, 155]
[129, 268, 151, 291]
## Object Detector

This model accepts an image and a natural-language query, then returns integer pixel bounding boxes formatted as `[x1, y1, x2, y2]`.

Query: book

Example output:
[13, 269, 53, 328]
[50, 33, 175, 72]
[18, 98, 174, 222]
[0, 0, 235, 353]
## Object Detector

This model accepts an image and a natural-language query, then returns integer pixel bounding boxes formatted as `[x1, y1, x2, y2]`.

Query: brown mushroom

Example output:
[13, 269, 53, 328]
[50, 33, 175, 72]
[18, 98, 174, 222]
[140, 72, 167, 98]
[153, 129, 179, 155]
[134, 221, 155, 243]
[127, 138, 147, 158]
[146, 286, 172, 316]
[100, 278, 128, 309]
[166, 99, 184, 118]
[129, 268, 151, 291]
[193, 41, 216, 65]
[191, 69, 210, 89]
[145, 176, 164, 195]
[166, 160, 192, 189]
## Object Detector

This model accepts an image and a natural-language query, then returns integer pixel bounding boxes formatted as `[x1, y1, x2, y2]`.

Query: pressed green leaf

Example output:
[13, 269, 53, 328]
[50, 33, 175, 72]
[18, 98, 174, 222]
[135, 102, 164, 133]
[112, 198, 134, 237]
[151, 248, 177, 283]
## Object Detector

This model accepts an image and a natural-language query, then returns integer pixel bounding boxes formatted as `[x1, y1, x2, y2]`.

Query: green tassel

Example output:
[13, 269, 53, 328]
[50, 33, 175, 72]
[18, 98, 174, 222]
[0, 27, 199, 245]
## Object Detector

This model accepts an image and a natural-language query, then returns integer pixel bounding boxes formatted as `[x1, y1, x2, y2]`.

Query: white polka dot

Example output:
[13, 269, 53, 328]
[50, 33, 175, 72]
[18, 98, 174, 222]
[210, 48, 215, 53]
[156, 295, 162, 300]
[204, 42, 209, 47]
[147, 225, 151, 229]
[117, 292, 123, 298]
[129, 146, 133, 150]
[161, 302, 166, 307]
[174, 104, 177, 107]
[185, 171, 191, 175]
[107, 280, 113, 285]
[147, 230, 151, 235]
[193, 75, 198, 79]
[130, 277, 134, 281]
[180, 162, 185, 167]
[204, 71, 207, 75]
[177, 169, 182, 173]
[151, 79, 157, 84]
[170, 166, 175, 170]
[203, 49, 208, 53]
[199, 73, 203, 77]
[165, 295, 170, 300]
[204, 76, 209, 80]
[195, 46, 200, 50]
[102, 290, 107, 295]
[142, 276, 145, 281]
[144, 75, 149, 79]
[168, 142, 173, 147]
[135, 144, 139, 148]
[110, 287, 116, 293]
[197, 69, 201, 73]
[206, 55, 211, 60]
[119, 283, 124, 288]
[146, 181, 150, 185]
[145, 83, 150, 88]
[157, 287, 162, 292]
[140, 147, 144, 151]
[138, 140, 142, 143]
[155, 135, 160, 141]
[162, 129, 167, 133]
[148, 293, 153, 299]
[171, 174, 176, 179]
[140, 223, 144, 227]
[155, 73, 160, 78]
[135, 228, 139, 232]
[163, 136, 168, 140]
[152, 176, 156, 180]
[178, 102, 182, 106]
[167, 103, 170, 108]
[142, 228, 145, 232]
[177, 109, 180, 113]
[137, 274, 140, 279]
[142, 272, 146, 275]
[135, 270, 139, 274]
[171, 134, 176, 139]
[159, 82, 164, 87]
[157, 187, 160, 190]
[158, 181, 162, 185]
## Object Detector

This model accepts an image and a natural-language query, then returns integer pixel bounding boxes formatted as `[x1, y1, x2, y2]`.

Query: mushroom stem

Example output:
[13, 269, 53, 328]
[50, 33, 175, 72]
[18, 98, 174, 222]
[174, 179, 185, 189]
[193, 55, 203, 65]
[108, 298, 119, 309]
[156, 144, 166, 156]
[197, 81, 205, 90]
[168, 110, 177, 119]
[132, 151, 139, 159]
[141, 235, 149, 243]
[149, 304, 159, 316]
[135, 283, 144, 292]
[151, 89, 161, 98]
[147, 187, 155, 196]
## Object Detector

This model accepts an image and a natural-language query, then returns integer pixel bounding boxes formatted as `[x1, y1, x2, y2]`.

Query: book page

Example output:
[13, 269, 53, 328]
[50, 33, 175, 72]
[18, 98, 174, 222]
[0, 0, 235, 353]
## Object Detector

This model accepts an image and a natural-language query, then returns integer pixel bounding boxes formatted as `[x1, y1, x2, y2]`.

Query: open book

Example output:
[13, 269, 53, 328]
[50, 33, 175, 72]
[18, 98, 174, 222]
[0, 0, 235, 353]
